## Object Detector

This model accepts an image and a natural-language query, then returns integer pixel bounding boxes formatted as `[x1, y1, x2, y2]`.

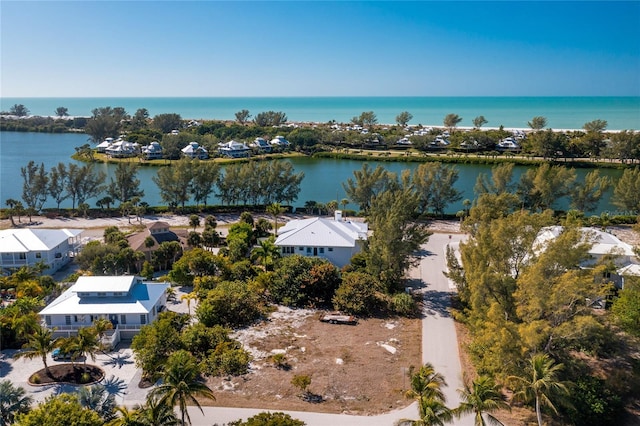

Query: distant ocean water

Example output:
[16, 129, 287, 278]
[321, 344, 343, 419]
[1, 97, 639, 130]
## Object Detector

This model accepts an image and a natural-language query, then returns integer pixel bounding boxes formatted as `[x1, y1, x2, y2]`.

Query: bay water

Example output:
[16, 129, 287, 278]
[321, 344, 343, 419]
[0, 131, 623, 214]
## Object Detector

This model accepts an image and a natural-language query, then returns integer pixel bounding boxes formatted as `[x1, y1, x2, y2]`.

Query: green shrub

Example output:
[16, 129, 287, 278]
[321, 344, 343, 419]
[566, 376, 623, 426]
[31, 373, 41, 384]
[391, 292, 417, 317]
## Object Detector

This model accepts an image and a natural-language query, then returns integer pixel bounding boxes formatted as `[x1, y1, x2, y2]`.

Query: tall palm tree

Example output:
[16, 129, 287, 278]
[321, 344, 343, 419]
[180, 292, 197, 316]
[266, 202, 285, 236]
[13, 325, 57, 377]
[508, 353, 569, 426]
[401, 364, 452, 426]
[76, 326, 101, 365]
[92, 318, 114, 351]
[455, 374, 510, 426]
[0, 379, 33, 426]
[149, 350, 215, 426]
[251, 236, 281, 271]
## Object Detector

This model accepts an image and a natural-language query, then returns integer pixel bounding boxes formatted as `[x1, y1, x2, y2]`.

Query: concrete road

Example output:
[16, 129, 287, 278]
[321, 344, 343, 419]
[413, 232, 473, 426]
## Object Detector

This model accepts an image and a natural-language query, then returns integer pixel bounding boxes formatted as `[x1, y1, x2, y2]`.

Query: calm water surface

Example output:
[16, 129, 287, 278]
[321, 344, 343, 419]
[0, 131, 623, 214]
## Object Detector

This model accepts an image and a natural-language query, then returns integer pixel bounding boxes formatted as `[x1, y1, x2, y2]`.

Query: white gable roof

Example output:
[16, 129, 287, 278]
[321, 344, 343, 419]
[534, 226, 636, 257]
[275, 217, 368, 248]
[617, 263, 640, 276]
[219, 140, 249, 150]
[0, 229, 82, 253]
[72, 275, 139, 293]
[40, 277, 168, 316]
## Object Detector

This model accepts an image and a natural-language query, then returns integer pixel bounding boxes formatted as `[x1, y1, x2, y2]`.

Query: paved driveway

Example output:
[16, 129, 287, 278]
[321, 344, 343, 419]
[1, 346, 138, 405]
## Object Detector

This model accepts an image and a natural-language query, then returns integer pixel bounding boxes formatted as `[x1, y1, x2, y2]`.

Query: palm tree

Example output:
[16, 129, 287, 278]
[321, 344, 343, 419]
[107, 405, 144, 426]
[508, 353, 569, 426]
[13, 325, 57, 377]
[0, 379, 33, 426]
[266, 202, 285, 236]
[77, 384, 116, 421]
[180, 292, 197, 316]
[149, 350, 215, 426]
[454, 374, 510, 426]
[137, 395, 179, 426]
[251, 236, 281, 271]
[413, 396, 453, 425]
[92, 318, 114, 351]
[406, 364, 447, 402]
[76, 326, 101, 365]
[401, 364, 452, 426]
[144, 236, 156, 261]
[340, 198, 349, 215]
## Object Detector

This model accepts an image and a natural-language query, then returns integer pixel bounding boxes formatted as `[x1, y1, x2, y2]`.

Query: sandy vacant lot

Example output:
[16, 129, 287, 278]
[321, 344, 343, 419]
[211, 307, 422, 415]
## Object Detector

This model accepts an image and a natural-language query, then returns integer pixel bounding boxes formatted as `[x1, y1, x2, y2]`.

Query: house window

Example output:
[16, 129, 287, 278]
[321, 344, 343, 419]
[328, 247, 333, 252]
[55, 252, 62, 258]
[97, 292, 106, 297]
[19, 253, 26, 260]
[113, 292, 122, 297]
[319, 248, 325, 254]
[140, 314, 147, 325]
[152, 306, 156, 316]
[45, 316, 51, 326]
[306, 247, 312, 254]
[299, 247, 304, 251]
[120, 315, 127, 325]
[65, 315, 71, 325]
[36, 252, 42, 259]
[74, 315, 78, 323]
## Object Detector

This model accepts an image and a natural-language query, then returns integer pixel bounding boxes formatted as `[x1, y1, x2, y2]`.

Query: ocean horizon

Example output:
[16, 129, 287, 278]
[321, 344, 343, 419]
[1, 96, 639, 130]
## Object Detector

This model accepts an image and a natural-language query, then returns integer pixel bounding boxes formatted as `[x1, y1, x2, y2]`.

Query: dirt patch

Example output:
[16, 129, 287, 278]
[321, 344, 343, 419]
[206, 307, 421, 415]
[29, 364, 104, 386]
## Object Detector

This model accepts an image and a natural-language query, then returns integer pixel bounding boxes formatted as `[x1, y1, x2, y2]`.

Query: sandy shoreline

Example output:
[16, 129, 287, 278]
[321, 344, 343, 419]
[3, 114, 634, 133]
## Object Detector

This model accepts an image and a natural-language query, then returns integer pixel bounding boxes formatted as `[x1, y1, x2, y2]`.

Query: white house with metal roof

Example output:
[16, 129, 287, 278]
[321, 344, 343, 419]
[534, 226, 637, 267]
[533, 226, 639, 289]
[40, 275, 169, 345]
[274, 211, 368, 267]
[0, 228, 83, 275]
[218, 140, 251, 158]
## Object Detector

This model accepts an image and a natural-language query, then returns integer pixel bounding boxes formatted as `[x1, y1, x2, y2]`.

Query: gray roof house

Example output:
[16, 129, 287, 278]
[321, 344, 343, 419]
[534, 226, 639, 289]
[274, 211, 368, 268]
[182, 141, 208, 159]
[0, 228, 83, 275]
[218, 140, 251, 158]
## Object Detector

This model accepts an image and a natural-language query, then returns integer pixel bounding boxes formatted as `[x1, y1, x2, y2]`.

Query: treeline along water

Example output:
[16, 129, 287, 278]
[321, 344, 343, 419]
[2, 97, 639, 130]
[0, 131, 624, 214]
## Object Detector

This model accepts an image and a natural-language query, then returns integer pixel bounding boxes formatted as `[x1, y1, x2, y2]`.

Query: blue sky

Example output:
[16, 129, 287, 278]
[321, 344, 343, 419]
[2, 1, 639, 97]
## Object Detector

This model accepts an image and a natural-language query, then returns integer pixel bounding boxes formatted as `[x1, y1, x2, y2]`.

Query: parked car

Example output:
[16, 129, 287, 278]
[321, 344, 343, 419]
[52, 348, 79, 361]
